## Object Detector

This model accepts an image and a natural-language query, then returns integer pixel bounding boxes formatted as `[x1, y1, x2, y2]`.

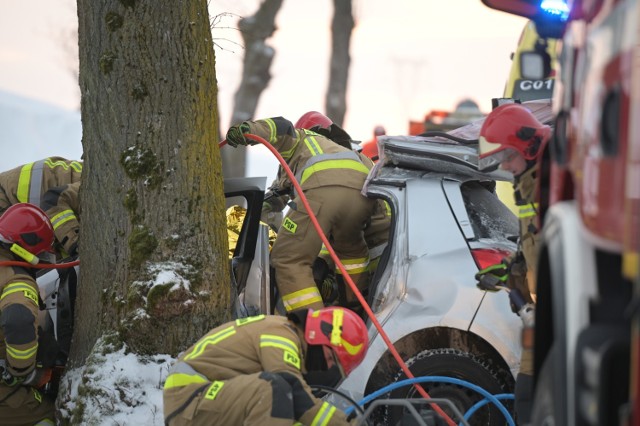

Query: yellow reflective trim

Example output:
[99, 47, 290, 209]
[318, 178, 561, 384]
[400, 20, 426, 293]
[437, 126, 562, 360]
[32, 389, 43, 404]
[368, 257, 381, 272]
[384, 201, 391, 216]
[43, 158, 82, 172]
[311, 402, 337, 426]
[335, 257, 369, 275]
[300, 159, 370, 185]
[264, 118, 278, 144]
[319, 245, 329, 256]
[518, 203, 538, 218]
[7, 343, 38, 360]
[303, 134, 324, 156]
[17, 163, 34, 203]
[623, 252, 639, 280]
[341, 338, 363, 356]
[70, 161, 83, 172]
[50, 210, 76, 230]
[282, 287, 323, 312]
[236, 314, 265, 326]
[331, 309, 343, 346]
[259, 334, 300, 355]
[184, 326, 236, 360]
[204, 381, 225, 400]
[1, 282, 39, 306]
[9, 244, 38, 265]
[163, 373, 208, 389]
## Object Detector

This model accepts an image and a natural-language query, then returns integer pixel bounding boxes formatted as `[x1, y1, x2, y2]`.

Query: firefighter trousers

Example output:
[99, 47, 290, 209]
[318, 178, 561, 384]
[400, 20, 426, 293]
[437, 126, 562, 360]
[165, 372, 311, 426]
[0, 384, 55, 425]
[272, 186, 374, 313]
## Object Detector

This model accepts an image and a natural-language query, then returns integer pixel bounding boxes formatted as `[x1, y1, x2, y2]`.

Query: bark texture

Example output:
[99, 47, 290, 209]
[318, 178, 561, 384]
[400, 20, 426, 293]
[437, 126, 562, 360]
[73, 0, 229, 364]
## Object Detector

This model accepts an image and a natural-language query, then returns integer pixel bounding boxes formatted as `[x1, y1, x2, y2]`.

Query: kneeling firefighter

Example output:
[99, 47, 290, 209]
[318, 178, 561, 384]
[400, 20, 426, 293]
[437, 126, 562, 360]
[163, 306, 368, 425]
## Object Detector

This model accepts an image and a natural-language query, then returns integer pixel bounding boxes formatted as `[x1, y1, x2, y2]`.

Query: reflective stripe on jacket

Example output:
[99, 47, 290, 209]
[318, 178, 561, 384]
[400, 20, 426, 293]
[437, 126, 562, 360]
[244, 118, 370, 194]
[0, 157, 82, 212]
[163, 315, 347, 424]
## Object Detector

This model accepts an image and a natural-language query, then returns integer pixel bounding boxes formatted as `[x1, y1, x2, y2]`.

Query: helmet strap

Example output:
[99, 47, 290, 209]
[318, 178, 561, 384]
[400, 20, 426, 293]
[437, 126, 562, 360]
[303, 363, 342, 387]
[286, 309, 308, 328]
[304, 344, 328, 372]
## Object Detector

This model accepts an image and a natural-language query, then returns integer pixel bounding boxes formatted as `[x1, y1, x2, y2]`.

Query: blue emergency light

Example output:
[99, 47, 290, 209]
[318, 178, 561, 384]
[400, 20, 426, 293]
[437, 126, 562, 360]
[540, 0, 570, 21]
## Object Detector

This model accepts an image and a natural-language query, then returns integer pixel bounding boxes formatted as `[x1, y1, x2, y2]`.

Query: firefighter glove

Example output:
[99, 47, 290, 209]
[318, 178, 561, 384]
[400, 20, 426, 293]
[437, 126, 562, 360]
[225, 123, 251, 147]
[475, 261, 509, 292]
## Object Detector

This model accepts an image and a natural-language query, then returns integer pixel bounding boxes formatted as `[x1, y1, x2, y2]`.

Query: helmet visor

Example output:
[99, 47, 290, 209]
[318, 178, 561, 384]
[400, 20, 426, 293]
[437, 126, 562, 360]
[477, 147, 519, 173]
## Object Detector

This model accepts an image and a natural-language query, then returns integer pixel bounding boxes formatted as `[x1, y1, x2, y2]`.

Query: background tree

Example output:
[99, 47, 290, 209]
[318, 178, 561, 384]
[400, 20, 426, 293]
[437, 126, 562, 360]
[223, 0, 283, 179]
[325, 0, 354, 126]
[61, 0, 230, 418]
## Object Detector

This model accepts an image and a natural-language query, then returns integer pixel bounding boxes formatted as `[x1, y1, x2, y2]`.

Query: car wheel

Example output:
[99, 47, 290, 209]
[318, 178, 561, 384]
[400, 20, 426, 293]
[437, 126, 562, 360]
[385, 348, 513, 426]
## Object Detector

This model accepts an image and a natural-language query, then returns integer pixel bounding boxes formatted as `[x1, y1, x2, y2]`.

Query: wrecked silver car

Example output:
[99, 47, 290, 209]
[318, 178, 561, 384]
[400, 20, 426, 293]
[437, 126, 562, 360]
[227, 131, 522, 424]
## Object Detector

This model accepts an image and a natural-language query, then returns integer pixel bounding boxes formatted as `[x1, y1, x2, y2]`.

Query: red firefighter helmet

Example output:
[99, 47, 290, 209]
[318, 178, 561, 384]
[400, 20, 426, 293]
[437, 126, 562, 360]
[478, 103, 551, 171]
[0, 203, 54, 264]
[305, 307, 368, 376]
[295, 111, 333, 131]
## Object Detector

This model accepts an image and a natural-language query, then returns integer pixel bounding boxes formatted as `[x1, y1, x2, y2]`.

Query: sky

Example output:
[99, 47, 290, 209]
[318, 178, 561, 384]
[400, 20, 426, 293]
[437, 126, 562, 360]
[0, 0, 526, 176]
[0, 1, 527, 423]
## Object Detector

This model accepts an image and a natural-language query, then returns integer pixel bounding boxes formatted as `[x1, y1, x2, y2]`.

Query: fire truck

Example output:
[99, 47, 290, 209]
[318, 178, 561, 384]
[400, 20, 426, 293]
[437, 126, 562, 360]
[481, 0, 640, 425]
[408, 99, 486, 135]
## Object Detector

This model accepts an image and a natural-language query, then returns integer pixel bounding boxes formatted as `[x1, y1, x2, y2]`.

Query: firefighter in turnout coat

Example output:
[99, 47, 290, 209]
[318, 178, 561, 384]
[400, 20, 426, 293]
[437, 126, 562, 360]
[0, 157, 82, 257]
[226, 117, 376, 313]
[0, 204, 58, 425]
[163, 307, 368, 425]
[476, 103, 551, 423]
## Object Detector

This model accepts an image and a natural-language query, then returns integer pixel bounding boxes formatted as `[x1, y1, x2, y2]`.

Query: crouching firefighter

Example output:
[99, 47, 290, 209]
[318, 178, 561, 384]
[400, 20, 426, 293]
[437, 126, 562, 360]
[0, 204, 59, 425]
[0, 157, 82, 258]
[163, 307, 368, 425]
[226, 118, 376, 314]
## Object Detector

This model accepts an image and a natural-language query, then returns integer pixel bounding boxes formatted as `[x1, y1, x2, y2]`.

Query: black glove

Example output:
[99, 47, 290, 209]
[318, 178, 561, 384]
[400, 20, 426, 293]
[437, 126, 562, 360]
[225, 123, 251, 147]
[475, 261, 509, 292]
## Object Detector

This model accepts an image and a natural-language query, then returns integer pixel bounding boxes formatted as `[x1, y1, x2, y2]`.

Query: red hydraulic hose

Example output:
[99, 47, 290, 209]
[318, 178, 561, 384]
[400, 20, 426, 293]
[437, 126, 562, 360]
[0, 259, 80, 269]
[222, 135, 458, 426]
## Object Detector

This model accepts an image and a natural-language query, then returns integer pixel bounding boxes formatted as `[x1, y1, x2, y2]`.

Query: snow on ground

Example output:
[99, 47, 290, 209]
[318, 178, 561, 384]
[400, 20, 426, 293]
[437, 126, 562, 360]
[59, 337, 175, 426]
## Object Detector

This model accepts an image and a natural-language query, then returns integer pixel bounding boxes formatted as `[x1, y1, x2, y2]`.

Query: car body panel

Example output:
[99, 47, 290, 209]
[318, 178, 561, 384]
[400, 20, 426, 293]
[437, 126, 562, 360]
[336, 134, 522, 401]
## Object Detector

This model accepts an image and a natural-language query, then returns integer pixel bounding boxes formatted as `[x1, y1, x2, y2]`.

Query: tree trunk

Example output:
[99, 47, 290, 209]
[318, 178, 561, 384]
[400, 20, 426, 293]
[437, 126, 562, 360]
[325, 0, 354, 126]
[72, 0, 229, 364]
[222, 0, 283, 179]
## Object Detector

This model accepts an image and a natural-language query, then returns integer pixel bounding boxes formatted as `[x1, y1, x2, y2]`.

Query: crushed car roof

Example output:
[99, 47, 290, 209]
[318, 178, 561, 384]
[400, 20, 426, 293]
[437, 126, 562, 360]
[365, 99, 552, 188]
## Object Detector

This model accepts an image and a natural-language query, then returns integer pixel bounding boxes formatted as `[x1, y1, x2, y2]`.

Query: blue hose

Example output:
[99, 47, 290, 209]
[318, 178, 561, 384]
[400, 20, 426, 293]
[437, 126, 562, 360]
[344, 375, 515, 426]
[463, 393, 514, 423]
